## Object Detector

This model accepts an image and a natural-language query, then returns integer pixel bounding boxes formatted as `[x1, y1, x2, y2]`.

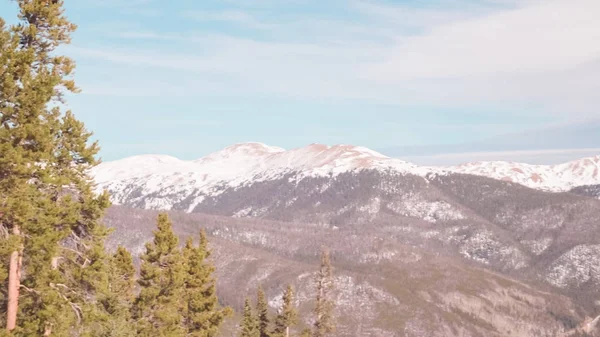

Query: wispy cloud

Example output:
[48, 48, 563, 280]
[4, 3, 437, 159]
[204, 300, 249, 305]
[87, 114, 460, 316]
[81, 0, 160, 16]
[362, 0, 600, 79]
[88, 0, 153, 8]
[183, 10, 276, 30]
[351, 0, 492, 28]
[74, 0, 600, 121]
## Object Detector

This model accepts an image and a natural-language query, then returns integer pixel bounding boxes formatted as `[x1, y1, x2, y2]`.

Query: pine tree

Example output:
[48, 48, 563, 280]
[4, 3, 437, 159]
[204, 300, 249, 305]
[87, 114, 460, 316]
[256, 286, 271, 337]
[298, 329, 312, 337]
[133, 213, 186, 337]
[183, 230, 232, 336]
[0, 0, 113, 334]
[109, 246, 136, 312]
[90, 246, 136, 337]
[76, 238, 135, 337]
[313, 249, 335, 337]
[272, 285, 297, 337]
[240, 298, 259, 337]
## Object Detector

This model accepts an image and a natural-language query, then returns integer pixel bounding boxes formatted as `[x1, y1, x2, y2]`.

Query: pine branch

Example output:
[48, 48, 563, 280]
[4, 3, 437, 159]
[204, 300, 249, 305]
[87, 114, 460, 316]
[0, 224, 8, 239]
[19, 285, 40, 294]
[50, 282, 83, 324]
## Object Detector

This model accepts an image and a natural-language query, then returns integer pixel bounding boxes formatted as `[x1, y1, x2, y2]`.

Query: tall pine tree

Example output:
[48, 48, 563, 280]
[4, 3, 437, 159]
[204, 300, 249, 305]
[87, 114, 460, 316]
[0, 0, 113, 334]
[183, 230, 232, 336]
[272, 285, 297, 337]
[87, 246, 137, 337]
[133, 214, 186, 337]
[75, 238, 136, 337]
[299, 329, 312, 337]
[239, 298, 259, 337]
[256, 286, 270, 337]
[313, 249, 335, 337]
[108, 246, 136, 317]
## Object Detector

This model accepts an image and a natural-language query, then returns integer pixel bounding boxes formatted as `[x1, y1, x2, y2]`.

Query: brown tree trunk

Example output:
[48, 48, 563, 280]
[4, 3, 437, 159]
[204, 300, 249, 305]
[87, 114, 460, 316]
[6, 225, 21, 332]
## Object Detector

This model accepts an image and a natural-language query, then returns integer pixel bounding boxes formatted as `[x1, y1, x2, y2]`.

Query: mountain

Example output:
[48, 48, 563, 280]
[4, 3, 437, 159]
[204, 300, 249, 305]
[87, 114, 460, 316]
[92, 143, 430, 212]
[448, 156, 600, 192]
[104, 205, 590, 337]
[91, 143, 600, 290]
[92, 143, 600, 209]
[571, 184, 600, 199]
[93, 143, 600, 335]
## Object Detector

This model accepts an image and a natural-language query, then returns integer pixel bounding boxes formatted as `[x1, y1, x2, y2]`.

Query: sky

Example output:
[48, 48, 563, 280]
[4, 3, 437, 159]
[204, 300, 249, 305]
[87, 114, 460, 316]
[1, 0, 599, 165]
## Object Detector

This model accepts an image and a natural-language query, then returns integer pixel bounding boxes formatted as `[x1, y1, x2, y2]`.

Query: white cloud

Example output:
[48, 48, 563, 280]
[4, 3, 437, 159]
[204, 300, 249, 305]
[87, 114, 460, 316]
[183, 10, 276, 30]
[78, 0, 160, 16]
[88, 0, 152, 7]
[351, 0, 493, 28]
[363, 0, 600, 79]
[74, 0, 600, 119]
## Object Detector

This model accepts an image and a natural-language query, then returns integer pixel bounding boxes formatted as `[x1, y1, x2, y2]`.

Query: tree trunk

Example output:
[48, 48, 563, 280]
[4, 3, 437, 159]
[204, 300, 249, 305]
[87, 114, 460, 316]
[6, 225, 21, 331]
[285, 326, 289, 337]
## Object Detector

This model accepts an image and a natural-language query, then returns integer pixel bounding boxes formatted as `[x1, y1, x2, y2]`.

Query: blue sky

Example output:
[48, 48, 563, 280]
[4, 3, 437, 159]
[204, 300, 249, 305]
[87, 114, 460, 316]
[1, 0, 599, 164]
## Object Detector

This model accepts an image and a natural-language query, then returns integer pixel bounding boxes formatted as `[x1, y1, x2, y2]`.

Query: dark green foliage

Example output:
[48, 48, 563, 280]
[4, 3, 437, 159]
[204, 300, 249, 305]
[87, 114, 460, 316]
[0, 0, 113, 335]
[298, 329, 312, 337]
[132, 218, 231, 337]
[272, 285, 297, 337]
[256, 286, 270, 337]
[93, 246, 137, 337]
[240, 298, 259, 337]
[183, 230, 232, 336]
[133, 214, 186, 337]
[110, 246, 136, 305]
[313, 249, 335, 337]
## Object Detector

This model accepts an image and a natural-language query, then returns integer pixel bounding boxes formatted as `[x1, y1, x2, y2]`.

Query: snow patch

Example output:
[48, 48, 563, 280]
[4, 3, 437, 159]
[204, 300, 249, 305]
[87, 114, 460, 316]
[521, 238, 553, 255]
[447, 155, 600, 192]
[388, 196, 464, 223]
[458, 231, 528, 269]
[546, 245, 600, 288]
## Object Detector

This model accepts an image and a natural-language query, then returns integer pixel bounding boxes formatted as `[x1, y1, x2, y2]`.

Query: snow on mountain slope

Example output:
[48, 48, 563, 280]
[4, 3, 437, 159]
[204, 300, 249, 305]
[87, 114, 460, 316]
[94, 142, 429, 184]
[91, 142, 600, 209]
[91, 142, 431, 209]
[447, 155, 600, 192]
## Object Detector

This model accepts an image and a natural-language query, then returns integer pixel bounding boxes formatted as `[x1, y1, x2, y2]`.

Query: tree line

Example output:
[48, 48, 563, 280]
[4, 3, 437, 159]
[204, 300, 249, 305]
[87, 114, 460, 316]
[0, 1, 335, 336]
[239, 247, 335, 337]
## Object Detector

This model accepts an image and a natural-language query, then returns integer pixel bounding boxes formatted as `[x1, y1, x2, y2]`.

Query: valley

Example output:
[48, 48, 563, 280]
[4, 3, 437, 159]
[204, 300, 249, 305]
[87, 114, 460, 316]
[95, 143, 600, 336]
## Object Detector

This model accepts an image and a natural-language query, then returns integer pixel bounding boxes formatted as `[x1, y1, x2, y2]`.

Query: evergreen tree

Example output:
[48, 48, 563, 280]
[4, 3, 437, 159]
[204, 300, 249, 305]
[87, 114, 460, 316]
[298, 329, 312, 337]
[0, 0, 112, 334]
[109, 246, 136, 312]
[240, 298, 259, 337]
[313, 249, 335, 337]
[256, 286, 270, 337]
[76, 239, 135, 337]
[272, 285, 297, 337]
[90, 246, 136, 337]
[183, 230, 232, 336]
[133, 214, 186, 337]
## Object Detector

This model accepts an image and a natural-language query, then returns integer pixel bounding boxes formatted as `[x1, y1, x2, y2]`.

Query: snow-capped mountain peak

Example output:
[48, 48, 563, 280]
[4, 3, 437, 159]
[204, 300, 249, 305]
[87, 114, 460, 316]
[93, 154, 189, 184]
[447, 155, 600, 191]
[91, 142, 600, 212]
[195, 142, 285, 163]
[90, 143, 429, 210]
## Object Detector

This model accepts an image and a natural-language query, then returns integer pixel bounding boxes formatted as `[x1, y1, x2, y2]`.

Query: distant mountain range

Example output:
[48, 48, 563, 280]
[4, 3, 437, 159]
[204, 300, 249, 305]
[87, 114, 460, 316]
[92, 142, 600, 209]
[94, 142, 600, 336]
[91, 142, 600, 290]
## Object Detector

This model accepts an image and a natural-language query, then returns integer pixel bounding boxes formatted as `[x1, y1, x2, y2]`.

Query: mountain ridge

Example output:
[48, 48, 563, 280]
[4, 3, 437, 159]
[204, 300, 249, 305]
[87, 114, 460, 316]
[93, 142, 600, 197]
[104, 205, 591, 337]
[93, 142, 600, 335]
